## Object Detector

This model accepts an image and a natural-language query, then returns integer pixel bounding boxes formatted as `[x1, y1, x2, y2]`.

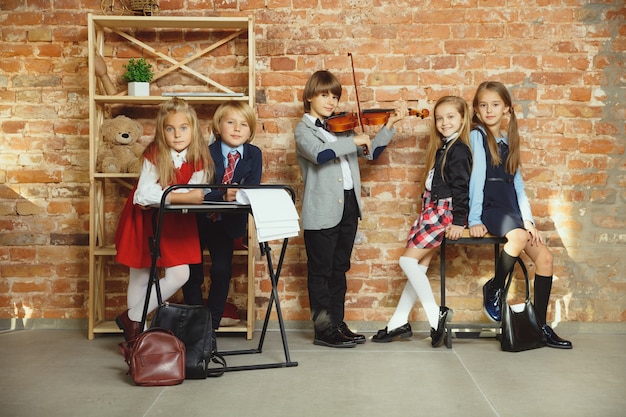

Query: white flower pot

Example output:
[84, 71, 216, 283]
[128, 82, 150, 96]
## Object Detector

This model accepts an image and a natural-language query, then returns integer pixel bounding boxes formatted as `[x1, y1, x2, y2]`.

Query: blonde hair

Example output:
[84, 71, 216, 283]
[472, 81, 521, 174]
[211, 101, 257, 143]
[420, 96, 472, 194]
[144, 97, 213, 187]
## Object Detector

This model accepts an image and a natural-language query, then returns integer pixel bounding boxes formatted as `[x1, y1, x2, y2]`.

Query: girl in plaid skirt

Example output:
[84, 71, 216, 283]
[373, 96, 472, 347]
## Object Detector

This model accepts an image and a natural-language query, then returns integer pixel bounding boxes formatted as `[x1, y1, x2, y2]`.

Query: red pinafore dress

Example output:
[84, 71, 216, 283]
[114, 152, 202, 269]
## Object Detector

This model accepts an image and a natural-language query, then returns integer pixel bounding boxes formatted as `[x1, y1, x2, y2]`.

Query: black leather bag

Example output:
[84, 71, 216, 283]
[151, 302, 226, 378]
[500, 259, 546, 352]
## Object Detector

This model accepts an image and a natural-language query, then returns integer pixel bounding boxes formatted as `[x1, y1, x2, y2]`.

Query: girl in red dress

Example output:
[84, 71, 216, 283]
[115, 98, 214, 341]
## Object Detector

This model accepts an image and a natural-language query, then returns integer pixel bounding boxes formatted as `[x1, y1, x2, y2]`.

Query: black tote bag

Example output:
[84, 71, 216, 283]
[500, 259, 546, 352]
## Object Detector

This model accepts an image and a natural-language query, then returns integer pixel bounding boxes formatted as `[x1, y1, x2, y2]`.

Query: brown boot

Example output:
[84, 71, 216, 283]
[115, 310, 142, 342]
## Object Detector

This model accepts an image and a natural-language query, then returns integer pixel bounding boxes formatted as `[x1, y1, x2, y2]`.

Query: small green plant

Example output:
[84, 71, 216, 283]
[122, 57, 154, 83]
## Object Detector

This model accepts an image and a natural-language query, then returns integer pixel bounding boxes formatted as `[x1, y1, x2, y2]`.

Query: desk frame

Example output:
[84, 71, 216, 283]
[440, 232, 506, 348]
[143, 184, 298, 372]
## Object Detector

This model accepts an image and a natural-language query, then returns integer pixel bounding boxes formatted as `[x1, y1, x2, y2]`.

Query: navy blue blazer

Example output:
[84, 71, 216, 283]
[203, 141, 263, 239]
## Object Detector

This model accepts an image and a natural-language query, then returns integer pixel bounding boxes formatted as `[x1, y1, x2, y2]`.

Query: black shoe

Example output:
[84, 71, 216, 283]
[314, 327, 357, 348]
[483, 278, 502, 322]
[542, 325, 573, 349]
[371, 323, 412, 343]
[337, 322, 366, 344]
[431, 306, 453, 348]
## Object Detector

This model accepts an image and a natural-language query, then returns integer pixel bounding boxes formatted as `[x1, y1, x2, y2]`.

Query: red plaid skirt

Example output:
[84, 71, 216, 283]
[406, 190, 453, 249]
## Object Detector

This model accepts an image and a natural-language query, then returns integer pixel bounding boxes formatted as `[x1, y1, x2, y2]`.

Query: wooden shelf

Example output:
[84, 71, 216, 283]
[92, 320, 249, 335]
[94, 95, 251, 105]
[87, 13, 256, 341]
[91, 15, 252, 30]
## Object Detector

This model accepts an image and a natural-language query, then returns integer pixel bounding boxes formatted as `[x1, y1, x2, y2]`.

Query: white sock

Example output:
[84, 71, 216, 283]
[387, 260, 431, 330]
[127, 264, 189, 322]
[395, 256, 439, 329]
[387, 280, 418, 330]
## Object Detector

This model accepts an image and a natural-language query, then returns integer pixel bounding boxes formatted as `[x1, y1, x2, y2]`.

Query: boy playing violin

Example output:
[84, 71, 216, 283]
[294, 69, 407, 348]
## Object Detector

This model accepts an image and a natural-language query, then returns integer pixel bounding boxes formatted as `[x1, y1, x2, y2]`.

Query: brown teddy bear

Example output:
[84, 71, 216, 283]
[97, 115, 145, 173]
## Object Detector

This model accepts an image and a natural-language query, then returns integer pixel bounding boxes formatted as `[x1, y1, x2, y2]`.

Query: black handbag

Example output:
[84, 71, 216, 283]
[500, 258, 546, 352]
[151, 302, 226, 378]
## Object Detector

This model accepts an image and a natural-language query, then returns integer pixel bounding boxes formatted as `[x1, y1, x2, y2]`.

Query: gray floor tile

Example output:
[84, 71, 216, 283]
[0, 327, 624, 417]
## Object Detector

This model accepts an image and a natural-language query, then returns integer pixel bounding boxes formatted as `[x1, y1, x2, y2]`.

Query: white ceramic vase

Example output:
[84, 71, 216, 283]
[128, 82, 150, 96]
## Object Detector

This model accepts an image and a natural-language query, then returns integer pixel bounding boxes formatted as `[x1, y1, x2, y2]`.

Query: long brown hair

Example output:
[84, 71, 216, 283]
[420, 96, 472, 194]
[144, 97, 213, 187]
[472, 81, 521, 174]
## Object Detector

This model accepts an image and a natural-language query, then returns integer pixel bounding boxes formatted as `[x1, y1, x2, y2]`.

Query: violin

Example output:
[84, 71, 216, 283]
[326, 108, 430, 133]
[360, 108, 430, 126]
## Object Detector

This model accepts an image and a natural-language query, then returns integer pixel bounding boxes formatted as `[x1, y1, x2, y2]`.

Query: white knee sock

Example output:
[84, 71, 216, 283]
[127, 264, 190, 322]
[387, 280, 418, 330]
[392, 256, 439, 329]
[387, 260, 433, 330]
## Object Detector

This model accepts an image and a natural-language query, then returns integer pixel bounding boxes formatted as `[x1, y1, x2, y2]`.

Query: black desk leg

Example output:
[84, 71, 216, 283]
[220, 239, 299, 371]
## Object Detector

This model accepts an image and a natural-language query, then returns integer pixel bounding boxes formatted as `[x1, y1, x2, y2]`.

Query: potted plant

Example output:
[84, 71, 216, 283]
[122, 57, 154, 96]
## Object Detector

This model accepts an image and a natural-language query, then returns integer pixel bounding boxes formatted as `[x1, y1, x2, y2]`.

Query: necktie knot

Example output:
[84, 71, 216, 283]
[228, 151, 240, 165]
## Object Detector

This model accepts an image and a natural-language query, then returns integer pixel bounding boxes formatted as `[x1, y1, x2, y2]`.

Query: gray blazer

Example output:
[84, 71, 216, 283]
[294, 115, 395, 230]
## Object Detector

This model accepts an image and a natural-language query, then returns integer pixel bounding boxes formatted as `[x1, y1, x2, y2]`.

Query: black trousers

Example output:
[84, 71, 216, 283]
[183, 215, 235, 330]
[304, 189, 359, 332]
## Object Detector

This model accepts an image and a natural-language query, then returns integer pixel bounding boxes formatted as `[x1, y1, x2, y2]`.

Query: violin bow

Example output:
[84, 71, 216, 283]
[348, 53, 368, 155]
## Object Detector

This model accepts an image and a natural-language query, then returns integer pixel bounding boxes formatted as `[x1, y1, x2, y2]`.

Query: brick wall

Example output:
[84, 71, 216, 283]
[0, 1, 624, 327]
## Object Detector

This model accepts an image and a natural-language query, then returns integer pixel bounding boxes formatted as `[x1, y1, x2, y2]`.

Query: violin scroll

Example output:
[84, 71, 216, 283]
[409, 108, 429, 119]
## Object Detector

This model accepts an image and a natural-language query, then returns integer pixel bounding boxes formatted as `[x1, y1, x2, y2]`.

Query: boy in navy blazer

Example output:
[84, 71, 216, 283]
[183, 102, 262, 333]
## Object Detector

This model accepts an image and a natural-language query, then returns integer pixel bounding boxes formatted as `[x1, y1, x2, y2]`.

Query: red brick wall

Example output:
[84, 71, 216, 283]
[0, 1, 624, 325]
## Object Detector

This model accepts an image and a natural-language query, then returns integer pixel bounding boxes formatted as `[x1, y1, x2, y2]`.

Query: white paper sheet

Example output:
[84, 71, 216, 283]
[236, 188, 300, 242]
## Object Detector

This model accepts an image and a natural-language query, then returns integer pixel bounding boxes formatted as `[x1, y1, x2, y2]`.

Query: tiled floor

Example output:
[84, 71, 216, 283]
[1, 324, 625, 417]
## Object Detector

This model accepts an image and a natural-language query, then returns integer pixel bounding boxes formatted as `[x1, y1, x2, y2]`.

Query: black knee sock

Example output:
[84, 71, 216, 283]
[492, 250, 518, 289]
[533, 274, 553, 325]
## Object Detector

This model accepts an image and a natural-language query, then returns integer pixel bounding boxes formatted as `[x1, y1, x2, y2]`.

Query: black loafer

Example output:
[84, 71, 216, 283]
[371, 323, 412, 343]
[431, 306, 453, 348]
[314, 328, 357, 348]
[337, 322, 366, 344]
[542, 325, 573, 349]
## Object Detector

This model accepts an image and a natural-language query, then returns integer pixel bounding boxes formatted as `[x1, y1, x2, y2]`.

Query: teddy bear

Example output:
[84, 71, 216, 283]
[97, 115, 145, 173]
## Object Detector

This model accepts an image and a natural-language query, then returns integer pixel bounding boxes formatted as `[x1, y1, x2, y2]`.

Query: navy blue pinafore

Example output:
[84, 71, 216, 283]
[480, 133, 524, 237]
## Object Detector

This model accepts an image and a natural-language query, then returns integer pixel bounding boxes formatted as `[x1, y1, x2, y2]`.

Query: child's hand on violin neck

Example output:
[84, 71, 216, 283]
[387, 108, 408, 125]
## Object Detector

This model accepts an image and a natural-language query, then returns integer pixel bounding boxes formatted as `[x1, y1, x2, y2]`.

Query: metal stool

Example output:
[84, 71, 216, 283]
[440, 230, 506, 348]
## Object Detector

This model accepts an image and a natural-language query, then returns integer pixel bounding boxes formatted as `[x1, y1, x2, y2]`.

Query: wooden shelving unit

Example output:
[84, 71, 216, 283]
[87, 13, 256, 340]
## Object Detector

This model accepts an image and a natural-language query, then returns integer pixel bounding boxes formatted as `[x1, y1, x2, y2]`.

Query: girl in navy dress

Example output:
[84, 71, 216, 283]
[373, 96, 472, 347]
[115, 98, 214, 342]
[468, 81, 572, 349]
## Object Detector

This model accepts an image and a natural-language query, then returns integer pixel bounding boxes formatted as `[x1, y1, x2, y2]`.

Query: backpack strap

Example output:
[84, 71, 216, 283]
[206, 353, 227, 377]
